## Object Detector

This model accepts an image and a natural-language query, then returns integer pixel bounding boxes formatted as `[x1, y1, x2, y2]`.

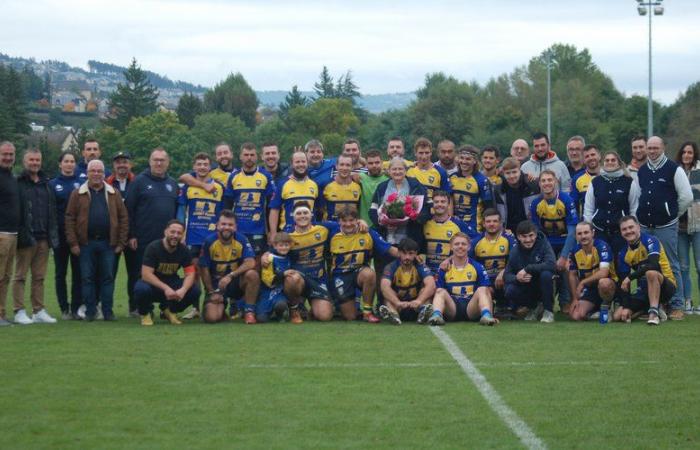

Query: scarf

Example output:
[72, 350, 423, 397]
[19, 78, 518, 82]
[601, 168, 623, 181]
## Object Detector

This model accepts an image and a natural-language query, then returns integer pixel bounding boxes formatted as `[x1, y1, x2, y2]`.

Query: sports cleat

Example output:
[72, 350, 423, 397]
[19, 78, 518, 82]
[180, 308, 200, 320]
[244, 311, 257, 324]
[417, 304, 433, 324]
[378, 305, 401, 325]
[647, 312, 660, 326]
[32, 309, 57, 324]
[141, 314, 154, 326]
[162, 309, 182, 325]
[428, 311, 445, 326]
[479, 314, 498, 326]
[362, 312, 381, 323]
[289, 308, 303, 324]
[540, 310, 555, 323]
[13, 309, 33, 325]
[588, 311, 600, 321]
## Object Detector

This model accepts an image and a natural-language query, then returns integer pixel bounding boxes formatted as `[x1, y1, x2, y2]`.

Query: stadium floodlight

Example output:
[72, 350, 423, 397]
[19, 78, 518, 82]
[635, 0, 664, 136]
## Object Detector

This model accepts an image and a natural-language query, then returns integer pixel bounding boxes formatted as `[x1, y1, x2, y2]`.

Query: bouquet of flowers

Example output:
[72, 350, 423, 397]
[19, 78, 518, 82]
[378, 193, 424, 228]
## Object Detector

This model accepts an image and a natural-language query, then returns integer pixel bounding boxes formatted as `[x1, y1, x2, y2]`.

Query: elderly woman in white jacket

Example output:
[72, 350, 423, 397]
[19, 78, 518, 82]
[675, 141, 700, 314]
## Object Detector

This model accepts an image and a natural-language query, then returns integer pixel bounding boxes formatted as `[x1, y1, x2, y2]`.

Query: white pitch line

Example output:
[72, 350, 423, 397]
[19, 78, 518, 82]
[430, 327, 547, 450]
[240, 360, 659, 370]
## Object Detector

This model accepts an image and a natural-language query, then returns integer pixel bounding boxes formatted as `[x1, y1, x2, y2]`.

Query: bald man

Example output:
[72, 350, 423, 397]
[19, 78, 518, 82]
[510, 139, 530, 165]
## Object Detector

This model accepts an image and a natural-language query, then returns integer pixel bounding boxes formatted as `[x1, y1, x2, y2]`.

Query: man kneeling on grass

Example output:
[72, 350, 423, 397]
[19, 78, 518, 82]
[428, 232, 497, 326]
[568, 221, 617, 321]
[135, 220, 201, 326]
[613, 215, 676, 326]
[379, 238, 436, 325]
[199, 210, 259, 324]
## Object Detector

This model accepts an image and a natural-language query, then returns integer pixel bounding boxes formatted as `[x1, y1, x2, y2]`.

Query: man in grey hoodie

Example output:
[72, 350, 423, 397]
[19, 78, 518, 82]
[521, 132, 571, 193]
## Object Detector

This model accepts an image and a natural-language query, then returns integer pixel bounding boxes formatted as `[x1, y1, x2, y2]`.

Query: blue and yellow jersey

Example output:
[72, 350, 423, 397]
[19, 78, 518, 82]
[198, 232, 255, 281]
[177, 179, 224, 245]
[449, 171, 492, 230]
[269, 177, 319, 230]
[569, 238, 613, 281]
[530, 192, 578, 248]
[209, 167, 232, 187]
[470, 231, 517, 281]
[328, 228, 392, 275]
[437, 259, 491, 303]
[616, 233, 676, 287]
[406, 164, 451, 201]
[382, 159, 415, 171]
[485, 173, 502, 187]
[571, 170, 595, 213]
[423, 217, 477, 273]
[382, 260, 432, 302]
[224, 168, 275, 235]
[320, 180, 361, 221]
[287, 223, 334, 279]
[261, 253, 292, 289]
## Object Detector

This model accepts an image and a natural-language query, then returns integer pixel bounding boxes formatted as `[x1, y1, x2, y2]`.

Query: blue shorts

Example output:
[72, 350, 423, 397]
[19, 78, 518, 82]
[452, 297, 478, 322]
[579, 285, 604, 307]
[256, 287, 288, 321]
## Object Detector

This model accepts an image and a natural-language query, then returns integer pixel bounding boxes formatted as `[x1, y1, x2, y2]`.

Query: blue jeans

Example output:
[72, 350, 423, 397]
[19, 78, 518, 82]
[505, 270, 555, 313]
[677, 232, 700, 302]
[79, 240, 116, 317]
[641, 223, 683, 310]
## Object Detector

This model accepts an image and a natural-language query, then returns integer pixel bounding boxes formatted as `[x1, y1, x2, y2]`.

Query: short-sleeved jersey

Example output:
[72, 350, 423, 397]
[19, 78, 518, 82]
[177, 180, 224, 245]
[530, 192, 578, 248]
[321, 180, 361, 221]
[470, 231, 518, 281]
[261, 253, 291, 289]
[270, 177, 319, 230]
[616, 233, 676, 287]
[198, 232, 255, 282]
[224, 168, 275, 235]
[450, 171, 492, 230]
[437, 259, 491, 303]
[382, 260, 432, 302]
[485, 173, 502, 187]
[208, 167, 232, 187]
[287, 223, 334, 279]
[569, 238, 613, 281]
[571, 170, 595, 213]
[142, 240, 193, 282]
[406, 164, 451, 200]
[329, 228, 392, 275]
[423, 217, 476, 273]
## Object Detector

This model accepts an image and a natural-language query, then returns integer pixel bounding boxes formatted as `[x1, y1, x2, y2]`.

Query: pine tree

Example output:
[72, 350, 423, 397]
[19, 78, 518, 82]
[176, 92, 203, 128]
[313, 66, 335, 99]
[203, 73, 259, 129]
[279, 85, 308, 120]
[44, 71, 52, 104]
[338, 70, 360, 104]
[5, 67, 30, 137]
[106, 58, 159, 130]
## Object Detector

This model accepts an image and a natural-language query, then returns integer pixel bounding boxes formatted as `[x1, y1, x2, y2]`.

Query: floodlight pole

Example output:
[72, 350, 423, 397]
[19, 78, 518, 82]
[637, 0, 664, 137]
[546, 49, 552, 141]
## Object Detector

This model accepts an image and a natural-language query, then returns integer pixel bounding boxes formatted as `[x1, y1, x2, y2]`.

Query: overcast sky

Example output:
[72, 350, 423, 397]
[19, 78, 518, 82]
[4, 0, 699, 104]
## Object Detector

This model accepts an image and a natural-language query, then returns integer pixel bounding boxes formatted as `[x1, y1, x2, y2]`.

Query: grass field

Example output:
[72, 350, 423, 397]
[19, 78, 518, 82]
[2, 261, 700, 449]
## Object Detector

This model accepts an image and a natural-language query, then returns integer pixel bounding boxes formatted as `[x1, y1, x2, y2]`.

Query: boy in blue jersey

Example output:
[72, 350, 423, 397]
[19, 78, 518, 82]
[428, 232, 497, 326]
[198, 210, 260, 324]
[530, 169, 578, 314]
[379, 238, 436, 325]
[568, 222, 617, 321]
[259, 232, 304, 323]
[223, 142, 275, 258]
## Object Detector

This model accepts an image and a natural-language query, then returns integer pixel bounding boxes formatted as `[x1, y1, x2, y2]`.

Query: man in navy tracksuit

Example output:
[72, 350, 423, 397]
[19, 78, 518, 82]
[125, 148, 179, 313]
[633, 136, 693, 320]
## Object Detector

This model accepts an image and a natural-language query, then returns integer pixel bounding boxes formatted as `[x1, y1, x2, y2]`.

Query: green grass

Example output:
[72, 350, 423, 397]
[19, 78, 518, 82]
[1, 261, 700, 449]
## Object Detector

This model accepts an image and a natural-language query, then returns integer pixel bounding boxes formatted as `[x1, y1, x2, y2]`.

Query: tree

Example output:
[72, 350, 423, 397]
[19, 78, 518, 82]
[313, 66, 335, 99]
[279, 85, 309, 120]
[176, 92, 203, 128]
[106, 58, 159, 131]
[664, 82, 700, 153]
[0, 65, 30, 141]
[203, 73, 259, 129]
[336, 70, 361, 104]
[191, 113, 253, 151]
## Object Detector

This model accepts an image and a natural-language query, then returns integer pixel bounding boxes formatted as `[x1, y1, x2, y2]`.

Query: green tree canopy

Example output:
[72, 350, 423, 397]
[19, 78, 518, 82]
[176, 92, 203, 128]
[191, 112, 253, 153]
[106, 58, 159, 131]
[203, 73, 259, 129]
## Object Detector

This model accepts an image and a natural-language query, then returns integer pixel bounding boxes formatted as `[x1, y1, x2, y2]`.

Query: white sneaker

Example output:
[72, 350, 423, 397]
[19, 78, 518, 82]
[658, 308, 668, 322]
[540, 310, 555, 323]
[77, 305, 86, 320]
[95, 309, 104, 320]
[589, 311, 600, 321]
[684, 300, 693, 314]
[32, 309, 57, 324]
[13, 309, 33, 325]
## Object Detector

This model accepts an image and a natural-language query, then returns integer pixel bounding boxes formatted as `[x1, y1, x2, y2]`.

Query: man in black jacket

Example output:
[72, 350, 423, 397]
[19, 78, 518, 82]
[0, 142, 23, 326]
[504, 220, 556, 323]
[125, 148, 179, 315]
[13, 148, 59, 324]
[494, 157, 540, 233]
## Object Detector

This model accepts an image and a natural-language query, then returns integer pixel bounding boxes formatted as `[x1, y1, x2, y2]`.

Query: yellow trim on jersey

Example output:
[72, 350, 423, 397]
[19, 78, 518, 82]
[322, 180, 361, 221]
[279, 178, 318, 230]
[209, 167, 231, 186]
[406, 165, 444, 199]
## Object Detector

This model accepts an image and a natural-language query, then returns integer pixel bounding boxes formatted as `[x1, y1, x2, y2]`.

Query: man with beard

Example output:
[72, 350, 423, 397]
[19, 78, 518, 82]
[76, 140, 111, 181]
[0, 142, 23, 326]
[269, 151, 319, 238]
[382, 136, 415, 171]
[423, 190, 476, 274]
[521, 132, 571, 193]
[359, 150, 388, 225]
[628, 135, 647, 178]
[571, 144, 602, 213]
[434, 139, 458, 176]
[493, 157, 540, 233]
[223, 142, 275, 258]
[135, 220, 200, 326]
[406, 137, 451, 202]
[262, 142, 290, 185]
[319, 154, 361, 221]
[179, 143, 236, 193]
[480, 145, 501, 187]
[337, 139, 368, 176]
[449, 146, 492, 230]
[198, 210, 259, 324]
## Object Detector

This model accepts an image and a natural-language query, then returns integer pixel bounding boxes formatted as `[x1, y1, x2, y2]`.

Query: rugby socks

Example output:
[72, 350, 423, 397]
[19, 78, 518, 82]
[481, 308, 493, 319]
[244, 303, 256, 313]
[648, 306, 659, 316]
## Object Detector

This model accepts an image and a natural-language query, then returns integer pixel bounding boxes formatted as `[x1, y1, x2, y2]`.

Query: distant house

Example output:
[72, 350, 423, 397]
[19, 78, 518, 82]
[27, 128, 80, 153]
